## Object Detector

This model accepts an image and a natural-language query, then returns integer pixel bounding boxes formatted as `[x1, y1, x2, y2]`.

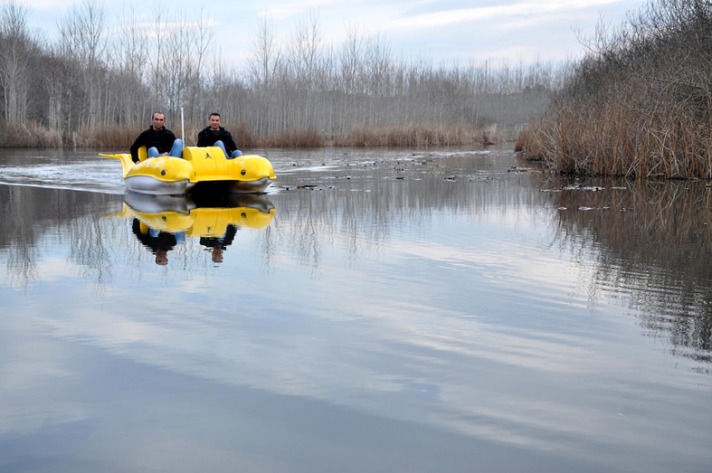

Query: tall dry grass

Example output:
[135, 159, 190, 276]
[334, 124, 505, 148]
[75, 125, 138, 149]
[256, 128, 324, 148]
[84, 123, 505, 150]
[4, 120, 509, 151]
[517, 0, 712, 179]
[0, 122, 62, 148]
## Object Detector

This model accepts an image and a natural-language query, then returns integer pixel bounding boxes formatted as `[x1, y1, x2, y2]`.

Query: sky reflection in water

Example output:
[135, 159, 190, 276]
[0, 147, 710, 473]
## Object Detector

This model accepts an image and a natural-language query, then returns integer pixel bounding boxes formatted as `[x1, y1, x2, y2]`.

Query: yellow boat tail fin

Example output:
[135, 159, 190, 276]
[99, 152, 135, 179]
[138, 146, 148, 162]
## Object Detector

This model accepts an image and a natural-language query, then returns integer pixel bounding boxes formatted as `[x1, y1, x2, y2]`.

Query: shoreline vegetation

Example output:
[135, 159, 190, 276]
[0, 2, 558, 152]
[0, 121, 510, 150]
[516, 0, 712, 179]
[3, 0, 709, 181]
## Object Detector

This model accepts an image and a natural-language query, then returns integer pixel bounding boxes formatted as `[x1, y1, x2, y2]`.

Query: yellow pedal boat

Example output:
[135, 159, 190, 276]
[100, 146, 276, 195]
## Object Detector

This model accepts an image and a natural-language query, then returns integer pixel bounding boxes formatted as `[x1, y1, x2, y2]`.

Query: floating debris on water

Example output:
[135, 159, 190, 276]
[564, 185, 605, 191]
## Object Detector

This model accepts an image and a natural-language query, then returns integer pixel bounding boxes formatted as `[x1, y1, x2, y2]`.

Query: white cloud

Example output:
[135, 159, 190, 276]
[385, 0, 623, 31]
[15, 0, 76, 11]
[18, 0, 648, 65]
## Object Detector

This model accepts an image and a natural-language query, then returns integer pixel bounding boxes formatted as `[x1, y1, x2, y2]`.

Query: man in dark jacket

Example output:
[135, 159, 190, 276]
[131, 218, 179, 266]
[200, 224, 238, 264]
[130, 112, 184, 163]
[197, 112, 243, 159]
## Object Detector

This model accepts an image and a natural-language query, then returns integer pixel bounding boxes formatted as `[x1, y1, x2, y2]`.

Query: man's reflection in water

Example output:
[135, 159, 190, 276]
[131, 218, 185, 265]
[200, 224, 237, 263]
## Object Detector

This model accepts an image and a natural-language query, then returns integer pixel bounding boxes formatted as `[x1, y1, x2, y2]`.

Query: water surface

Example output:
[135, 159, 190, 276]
[0, 146, 710, 473]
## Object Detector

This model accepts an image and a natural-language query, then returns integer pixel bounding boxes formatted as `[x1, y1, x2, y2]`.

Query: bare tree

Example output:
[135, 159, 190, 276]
[0, 1, 564, 148]
[110, 4, 150, 125]
[0, 1, 31, 122]
[184, 9, 213, 124]
[57, 0, 107, 129]
[247, 17, 281, 136]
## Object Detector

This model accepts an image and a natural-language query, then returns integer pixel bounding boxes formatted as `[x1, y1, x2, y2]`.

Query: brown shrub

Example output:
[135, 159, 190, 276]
[474, 124, 505, 146]
[514, 127, 539, 157]
[334, 123, 504, 148]
[75, 125, 136, 148]
[229, 122, 256, 149]
[258, 128, 325, 148]
[518, 0, 712, 179]
[0, 122, 62, 148]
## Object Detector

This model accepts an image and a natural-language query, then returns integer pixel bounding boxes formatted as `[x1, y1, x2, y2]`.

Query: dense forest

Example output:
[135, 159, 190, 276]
[517, 0, 712, 179]
[0, 0, 565, 149]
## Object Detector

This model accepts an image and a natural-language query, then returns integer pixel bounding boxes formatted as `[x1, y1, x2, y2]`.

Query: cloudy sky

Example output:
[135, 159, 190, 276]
[23, 0, 649, 67]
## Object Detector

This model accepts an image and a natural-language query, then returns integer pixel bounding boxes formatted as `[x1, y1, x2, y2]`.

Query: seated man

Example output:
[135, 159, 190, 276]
[130, 111, 184, 163]
[197, 112, 243, 159]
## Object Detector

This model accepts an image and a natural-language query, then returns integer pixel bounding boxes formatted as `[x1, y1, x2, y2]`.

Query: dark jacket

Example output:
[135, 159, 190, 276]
[130, 126, 177, 162]
[197, 126, 238, 155]
[200, 224, 238, 250]
[132, 219, 178, 253]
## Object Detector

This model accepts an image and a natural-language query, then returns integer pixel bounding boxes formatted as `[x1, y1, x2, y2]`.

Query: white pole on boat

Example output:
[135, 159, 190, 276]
[180, 106, 185, 139]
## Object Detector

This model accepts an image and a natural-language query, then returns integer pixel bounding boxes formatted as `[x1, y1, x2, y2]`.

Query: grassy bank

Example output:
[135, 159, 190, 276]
[516, 0, 712, 179]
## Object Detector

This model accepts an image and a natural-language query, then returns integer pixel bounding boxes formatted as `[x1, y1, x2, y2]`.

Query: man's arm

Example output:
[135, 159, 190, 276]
[129, 131, 145, 162]
[196, 129, 208, 147]
[223, 131, 238, 153]
[159, 129, 176, 153]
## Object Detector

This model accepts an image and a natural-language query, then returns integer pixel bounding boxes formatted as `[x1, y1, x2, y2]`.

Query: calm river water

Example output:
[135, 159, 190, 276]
[0, 146, 710, 473]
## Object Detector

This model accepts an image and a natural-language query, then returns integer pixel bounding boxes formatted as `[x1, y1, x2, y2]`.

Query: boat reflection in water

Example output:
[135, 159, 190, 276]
[118, 191, 275, 265]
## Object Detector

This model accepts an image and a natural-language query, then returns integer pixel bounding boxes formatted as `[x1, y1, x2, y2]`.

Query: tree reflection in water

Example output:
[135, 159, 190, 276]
[1, 148, 710, 362]
[0, 148, 710, 472]
[537, 176, 712, 362]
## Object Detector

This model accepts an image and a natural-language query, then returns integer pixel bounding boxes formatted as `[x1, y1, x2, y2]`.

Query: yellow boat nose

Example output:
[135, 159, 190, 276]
[230, 155, 276, 181]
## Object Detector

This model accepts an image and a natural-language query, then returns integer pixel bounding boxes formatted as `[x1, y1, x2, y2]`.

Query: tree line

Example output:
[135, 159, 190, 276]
[517, 0, 712, 179]
[0, 0, 565, 149]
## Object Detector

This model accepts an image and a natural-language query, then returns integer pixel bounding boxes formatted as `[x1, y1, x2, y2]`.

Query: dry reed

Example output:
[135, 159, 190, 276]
[0, 122, 62, 148]
[517, 0, 712, 180]
[334, 124, 505, 148]
[257, 128, 325, 148]
[1, 121, 510, 151]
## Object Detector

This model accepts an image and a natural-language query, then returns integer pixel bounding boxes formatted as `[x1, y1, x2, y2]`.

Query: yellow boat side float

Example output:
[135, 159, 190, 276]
[100, 146, 276, 195]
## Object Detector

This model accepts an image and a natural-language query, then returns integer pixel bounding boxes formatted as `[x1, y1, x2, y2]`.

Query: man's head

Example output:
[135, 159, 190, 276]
[154, 248, 168, 265]
[151, 112, 165, 130]
[209, 113, 221, 131]
[212, 247, 224, 263]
